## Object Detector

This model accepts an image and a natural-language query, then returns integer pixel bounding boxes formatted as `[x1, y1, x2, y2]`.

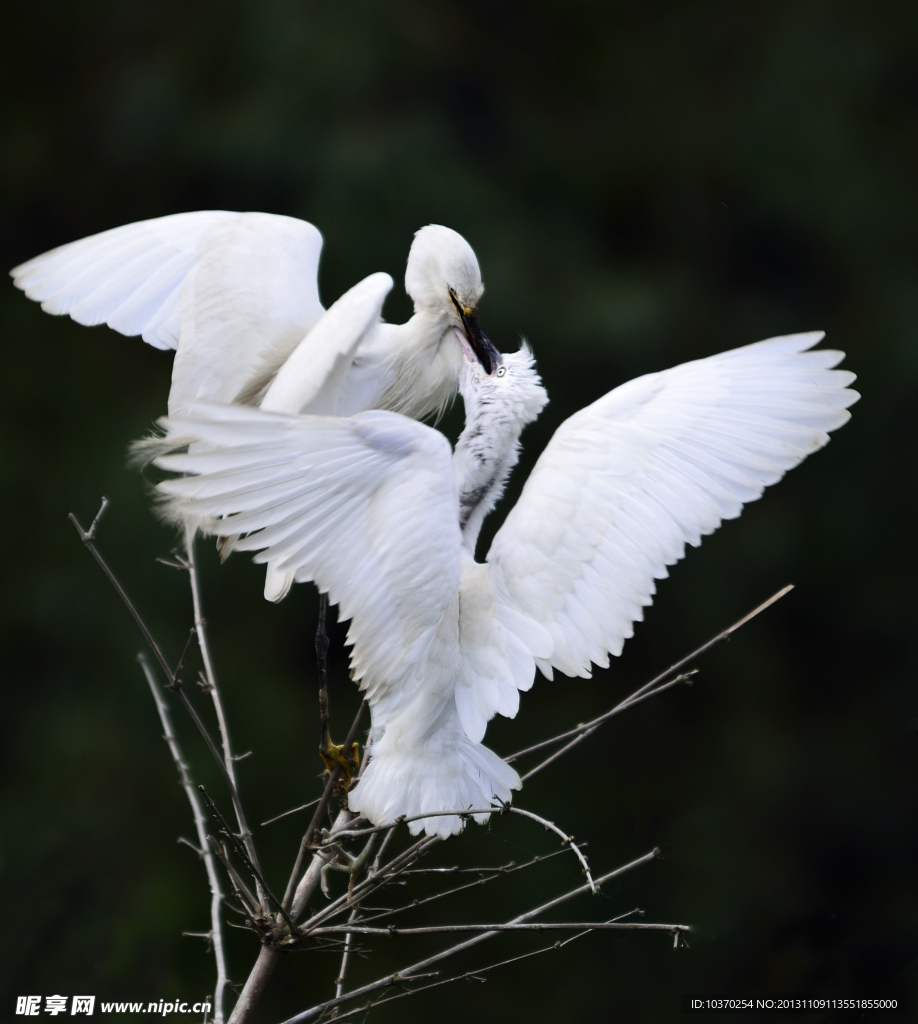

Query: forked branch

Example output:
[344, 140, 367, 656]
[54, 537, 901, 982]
[278, 849, 662, 1024]
[69, 500, 265, 904]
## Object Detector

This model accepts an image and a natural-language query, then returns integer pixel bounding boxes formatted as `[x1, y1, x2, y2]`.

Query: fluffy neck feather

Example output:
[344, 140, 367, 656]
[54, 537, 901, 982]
[378, 309, 461, 422]
[453, 390, 527, 555]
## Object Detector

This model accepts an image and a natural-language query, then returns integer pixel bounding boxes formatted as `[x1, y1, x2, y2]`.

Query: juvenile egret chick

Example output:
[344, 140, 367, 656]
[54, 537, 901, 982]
[10, 213, 496, 419]
[153, 332, 858, 837]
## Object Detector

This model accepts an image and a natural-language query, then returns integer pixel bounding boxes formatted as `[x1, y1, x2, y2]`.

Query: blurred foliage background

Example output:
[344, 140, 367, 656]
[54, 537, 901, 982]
[1, 1, 917, 1021]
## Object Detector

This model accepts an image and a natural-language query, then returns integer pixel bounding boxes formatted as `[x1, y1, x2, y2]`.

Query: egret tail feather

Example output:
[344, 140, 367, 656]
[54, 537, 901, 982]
[348, 727, 520, 838]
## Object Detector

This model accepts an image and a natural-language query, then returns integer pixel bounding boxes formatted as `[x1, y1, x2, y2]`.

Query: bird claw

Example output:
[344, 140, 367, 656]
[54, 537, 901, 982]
[319, 739, 361, 799]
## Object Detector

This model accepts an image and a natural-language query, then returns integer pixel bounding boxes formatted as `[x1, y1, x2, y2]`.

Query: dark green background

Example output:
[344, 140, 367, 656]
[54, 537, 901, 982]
[2, 2, 916, 1021]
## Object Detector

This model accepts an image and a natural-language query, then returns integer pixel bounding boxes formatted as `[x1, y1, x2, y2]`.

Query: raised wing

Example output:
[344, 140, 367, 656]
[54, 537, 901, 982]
[487, 332, 859, 678]
[11, 211, 231, 349]
[261, 272, 393, 415]
[11, 211, 325, 415]
[155, 403, 460, 704]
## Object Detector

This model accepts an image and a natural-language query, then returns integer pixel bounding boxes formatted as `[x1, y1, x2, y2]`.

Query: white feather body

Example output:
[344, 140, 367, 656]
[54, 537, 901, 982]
[154, 332, 858, 835]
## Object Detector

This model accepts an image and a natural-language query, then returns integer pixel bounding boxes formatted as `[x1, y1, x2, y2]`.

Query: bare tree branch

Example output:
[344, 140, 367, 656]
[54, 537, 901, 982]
[316, 803, 594, 893]
[198, 785, 297, 936]
[298, 833, 441, 936]
[508, 584, 795, 781]
[279, 848, 661, 1023]
[92, 511, 789, 1024]
[138, 653, 228, 1024]
[69, 501, 266, 902]
[229, 805, 365, 1024]
[185, 526, 266, 906]
[261, 798, 321, 828]
[505, 806, 595, 892]
[352, 849, 572, 928]
[334, 907, 360, 1006]
[309, 921, 688, 936]
[322, 908, 649, 1024]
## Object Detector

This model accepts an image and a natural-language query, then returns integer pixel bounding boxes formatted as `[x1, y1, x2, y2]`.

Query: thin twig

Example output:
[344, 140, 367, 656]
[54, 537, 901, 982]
[69, 501, 264, 908]
[508, 584, 795, 779]
[185, 526, 266, 905]
[198, 786, 297, 937]
[353, 849, 571, 928]
[315, 803, 594, 893]
[69, 502, 174, 683]
[308, 921, 689, 936]
[261, 798, 322, 827]
[280, 849, 661, 1023]
[370, 826, 397, 875]
[507, 806, 594, 893]
[138, 654, 228, 1024]
[521, 672, 696, 782]
[334, 907, 360, 1005]
[323, 908, 647, 1024]
[298, 834, 442, 935]
[207, 837, 260, 918]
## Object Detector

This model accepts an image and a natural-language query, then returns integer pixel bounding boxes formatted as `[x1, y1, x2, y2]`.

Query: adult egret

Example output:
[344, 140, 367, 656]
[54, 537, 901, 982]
[12, 213, 498, 598]
[11, 213, 495, 418]
[153, 331, 857, 837]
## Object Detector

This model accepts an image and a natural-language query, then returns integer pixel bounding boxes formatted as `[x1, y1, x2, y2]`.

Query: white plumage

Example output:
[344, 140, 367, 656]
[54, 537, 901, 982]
[12, 213, 499, 600]
[11, 212, 325, 414]
[154, 331, 857, 837]
[11, 212, 494, 420]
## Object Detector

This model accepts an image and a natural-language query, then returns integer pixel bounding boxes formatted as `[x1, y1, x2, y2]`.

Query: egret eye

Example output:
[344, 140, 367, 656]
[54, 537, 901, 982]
[496, 366, 507, 377]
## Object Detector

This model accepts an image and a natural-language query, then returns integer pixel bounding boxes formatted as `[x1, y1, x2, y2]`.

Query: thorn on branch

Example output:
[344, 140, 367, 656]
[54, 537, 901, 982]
[168, 627, 197, 690]
[183, 931, 214, 951]
[156, 556, 190, 572]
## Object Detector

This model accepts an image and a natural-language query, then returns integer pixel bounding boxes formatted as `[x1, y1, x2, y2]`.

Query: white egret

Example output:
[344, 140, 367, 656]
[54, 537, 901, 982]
[11, 213, 496, 417]
[12, 212, 499, 598]
[153, 331, 857, 837]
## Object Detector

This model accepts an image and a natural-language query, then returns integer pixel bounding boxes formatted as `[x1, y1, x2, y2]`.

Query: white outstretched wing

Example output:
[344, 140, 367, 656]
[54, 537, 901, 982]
[487, 332, 859, 678]
[11, 210, 230, 349]
[11, 211, 325, 414]
[155, 404, 461, 703]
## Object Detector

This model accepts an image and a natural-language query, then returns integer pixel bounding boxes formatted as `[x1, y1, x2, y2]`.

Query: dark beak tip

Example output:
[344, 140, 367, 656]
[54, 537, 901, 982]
[457, 303, 499, 373]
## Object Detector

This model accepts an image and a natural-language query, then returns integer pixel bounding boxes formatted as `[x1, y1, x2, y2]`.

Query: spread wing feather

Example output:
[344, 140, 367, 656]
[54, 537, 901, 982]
[487, 332, 859, 678]
[155, 404, 461, 704]
[11, 211, 325, 414]
[12, 211, 237, 349]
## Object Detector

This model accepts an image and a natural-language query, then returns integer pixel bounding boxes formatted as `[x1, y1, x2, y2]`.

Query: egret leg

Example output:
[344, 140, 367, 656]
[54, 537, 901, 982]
[316, 591, 330, 752]
[315, 592, 359, 800]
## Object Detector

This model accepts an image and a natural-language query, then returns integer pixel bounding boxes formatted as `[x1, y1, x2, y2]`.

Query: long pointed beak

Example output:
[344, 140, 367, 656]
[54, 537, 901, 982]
[450, 292, 501, 374]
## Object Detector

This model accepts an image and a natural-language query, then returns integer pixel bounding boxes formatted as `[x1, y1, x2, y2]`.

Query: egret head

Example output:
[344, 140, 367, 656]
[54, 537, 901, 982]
[405, 225, 499, 373]
[459, 342, 548, 430]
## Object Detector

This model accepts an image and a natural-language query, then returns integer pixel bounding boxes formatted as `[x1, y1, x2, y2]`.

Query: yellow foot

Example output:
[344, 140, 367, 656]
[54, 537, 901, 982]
[320, 739, 361, 797]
